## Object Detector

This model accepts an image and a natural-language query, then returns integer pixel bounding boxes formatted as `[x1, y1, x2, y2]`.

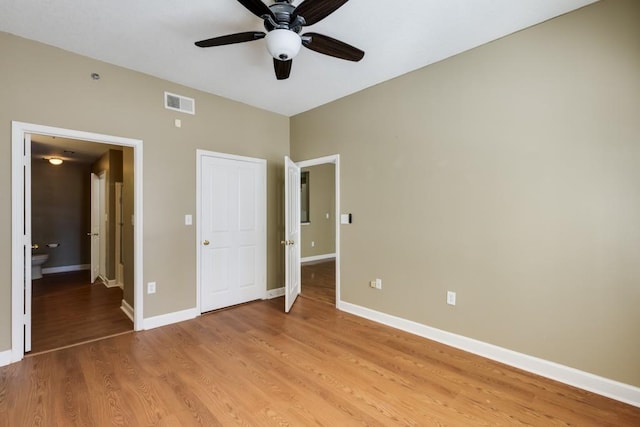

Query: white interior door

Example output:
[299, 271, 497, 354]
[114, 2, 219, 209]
[90, 173, 100, 282]
[199, 153, 266, 312]
[98, 172, 107, 281]
[115, 182, 123, 286]
[24, 133, 32, 352]
[284, 156, 301, 313]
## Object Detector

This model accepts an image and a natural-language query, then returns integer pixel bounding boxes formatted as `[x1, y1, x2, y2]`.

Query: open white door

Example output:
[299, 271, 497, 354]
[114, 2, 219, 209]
[24, 133, 32, 353]
[90, 173, 100, 283]
[284, 156, 301, 313]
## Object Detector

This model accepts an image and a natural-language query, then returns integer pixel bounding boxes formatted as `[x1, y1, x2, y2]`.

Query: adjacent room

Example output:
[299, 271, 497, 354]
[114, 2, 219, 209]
[1, 0, 639, 424]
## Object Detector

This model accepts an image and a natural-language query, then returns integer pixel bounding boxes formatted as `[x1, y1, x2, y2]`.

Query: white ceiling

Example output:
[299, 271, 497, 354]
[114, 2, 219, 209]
[1, 0, 597, 117]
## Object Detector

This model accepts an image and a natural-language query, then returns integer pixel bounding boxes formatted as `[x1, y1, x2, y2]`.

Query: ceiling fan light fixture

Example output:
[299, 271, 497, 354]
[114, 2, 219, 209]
[48, 157, 63, 166]
[265, 29, 301, 61]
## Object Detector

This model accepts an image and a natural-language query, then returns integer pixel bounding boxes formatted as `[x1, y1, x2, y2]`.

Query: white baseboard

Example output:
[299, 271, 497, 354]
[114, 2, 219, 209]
[142, 308, 199, 330]
[42, 264, 90, 275]
[121, 299, 134, 322]
[103, 278, 119, 288]
[338, 301, 640, 408]
[301, 253, 336, 264]
[266, 287, 285, 299]
[0, 349, 12, 367]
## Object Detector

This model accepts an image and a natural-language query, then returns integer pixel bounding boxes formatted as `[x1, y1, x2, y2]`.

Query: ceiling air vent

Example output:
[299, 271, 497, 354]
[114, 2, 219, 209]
[164, 92, 195, 115]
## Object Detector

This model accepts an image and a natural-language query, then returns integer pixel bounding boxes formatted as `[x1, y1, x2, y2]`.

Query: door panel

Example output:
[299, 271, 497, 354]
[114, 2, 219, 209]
[200, 154, 265, 312]
[284, 156, 301, 313]
[90, 173, 100, 282]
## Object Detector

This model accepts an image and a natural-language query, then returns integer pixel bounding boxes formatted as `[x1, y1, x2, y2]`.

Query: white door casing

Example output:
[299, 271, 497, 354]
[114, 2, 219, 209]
[23, 133, 32, 353]
[11, 121, 144, 362]
[284, 156, 301, 313]
[198, 151, 266, 313]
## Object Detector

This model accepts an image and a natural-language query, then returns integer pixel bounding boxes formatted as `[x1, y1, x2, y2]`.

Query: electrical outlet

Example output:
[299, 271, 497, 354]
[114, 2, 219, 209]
[447, 291, 456, 306]
[147, 282, 156, 294]
[311, 241, 315, 247]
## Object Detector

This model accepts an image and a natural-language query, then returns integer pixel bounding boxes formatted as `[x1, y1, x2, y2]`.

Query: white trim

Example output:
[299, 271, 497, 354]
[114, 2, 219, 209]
[195, 150, 268, 314]
[296, 155, 340, 307]
[11, 121, 144, 364]
[301, 253, 336, 264]
[266, 287, 285, 299]
[42, 264, 90, 274]
[103, 279, 119, 288]
[120, 299, 134, 322]
[143, 308, 199, 330]
[338, 301, 640, 408]
[0, 350, 12, 367]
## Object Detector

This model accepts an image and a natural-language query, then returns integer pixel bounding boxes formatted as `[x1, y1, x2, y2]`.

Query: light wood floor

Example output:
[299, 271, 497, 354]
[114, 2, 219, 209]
[30, 271, 133, 354]
[2, 265, 638, 425]
[301, 259, 335, 305]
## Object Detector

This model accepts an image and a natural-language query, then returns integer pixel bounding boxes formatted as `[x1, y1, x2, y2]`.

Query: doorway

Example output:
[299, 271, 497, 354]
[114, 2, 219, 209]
[11, 121, 143, 362]
[292, 155, 340, 308]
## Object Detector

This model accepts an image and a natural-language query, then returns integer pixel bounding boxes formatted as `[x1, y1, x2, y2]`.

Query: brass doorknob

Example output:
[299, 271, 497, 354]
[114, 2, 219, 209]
[203, 240, 210, 246]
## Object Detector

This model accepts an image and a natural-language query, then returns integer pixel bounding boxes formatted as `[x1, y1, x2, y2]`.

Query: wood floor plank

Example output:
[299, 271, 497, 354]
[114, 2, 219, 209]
[30, 271, 133, 354]
[1, 262, 639, 426]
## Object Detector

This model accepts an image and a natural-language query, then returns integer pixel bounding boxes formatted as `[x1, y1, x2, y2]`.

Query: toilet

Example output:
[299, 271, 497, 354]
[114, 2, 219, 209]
[31, 254, 49, 280]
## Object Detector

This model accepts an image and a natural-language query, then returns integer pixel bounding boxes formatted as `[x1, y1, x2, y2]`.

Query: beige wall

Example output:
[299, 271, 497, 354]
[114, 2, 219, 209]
[0, 32, 289, 350]
[301, 163, 335, 258]
[31, 159, 91, 267]
[291, 0, 640, 387]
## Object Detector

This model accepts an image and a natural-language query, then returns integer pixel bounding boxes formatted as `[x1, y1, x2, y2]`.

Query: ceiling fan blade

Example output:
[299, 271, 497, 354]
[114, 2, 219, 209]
[236, 0, 274, 19]
[293, 0, 350, 26]
[302, 32, 364, 62]
[274, 58, 292, 80]
[195, 31, 266, 48]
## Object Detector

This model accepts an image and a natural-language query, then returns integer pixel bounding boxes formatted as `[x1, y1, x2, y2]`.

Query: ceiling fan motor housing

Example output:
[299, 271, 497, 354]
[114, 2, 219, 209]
[264, 1, 304, 32]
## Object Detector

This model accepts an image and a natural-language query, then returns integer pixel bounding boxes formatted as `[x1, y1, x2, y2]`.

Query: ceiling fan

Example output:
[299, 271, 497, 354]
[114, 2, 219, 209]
[195, 0, 365, 80]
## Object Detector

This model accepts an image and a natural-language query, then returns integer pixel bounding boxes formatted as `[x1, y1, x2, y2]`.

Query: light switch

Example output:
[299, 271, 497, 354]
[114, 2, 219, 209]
[185, 214, 192, 225]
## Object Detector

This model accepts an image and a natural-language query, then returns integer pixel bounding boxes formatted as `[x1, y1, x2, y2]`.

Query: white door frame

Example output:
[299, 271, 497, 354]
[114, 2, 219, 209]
[295, 155, 341, 306]
[195, 149, 267, 313]
[11, 121, 144, 362]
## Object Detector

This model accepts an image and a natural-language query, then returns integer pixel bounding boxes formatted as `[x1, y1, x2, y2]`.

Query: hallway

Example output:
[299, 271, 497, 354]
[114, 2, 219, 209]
[30, 271, 132, 354]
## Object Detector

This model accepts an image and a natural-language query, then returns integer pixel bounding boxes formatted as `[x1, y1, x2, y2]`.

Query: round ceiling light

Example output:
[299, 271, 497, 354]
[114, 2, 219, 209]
[265, 29, 301, 61]
[48, 157, 63, 166]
